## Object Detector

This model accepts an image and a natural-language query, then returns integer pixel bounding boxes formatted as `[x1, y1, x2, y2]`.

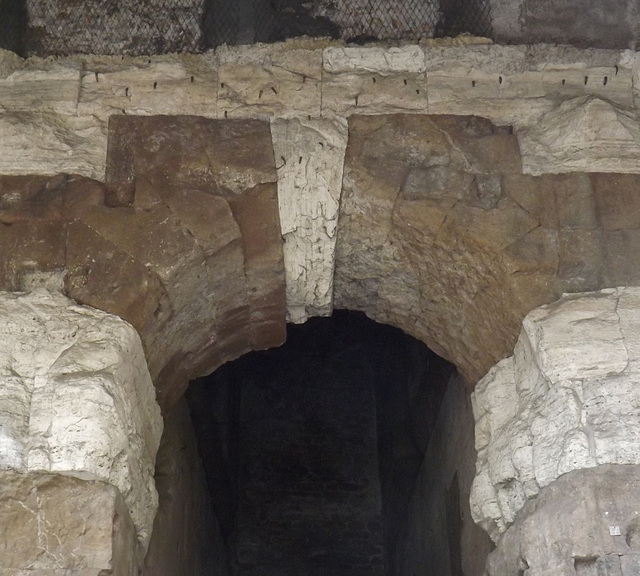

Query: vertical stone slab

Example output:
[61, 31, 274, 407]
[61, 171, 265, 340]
[271, 115, 348, 323]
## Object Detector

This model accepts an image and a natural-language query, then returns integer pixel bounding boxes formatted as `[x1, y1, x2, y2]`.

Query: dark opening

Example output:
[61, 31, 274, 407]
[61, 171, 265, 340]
[187, 310, 457, 575]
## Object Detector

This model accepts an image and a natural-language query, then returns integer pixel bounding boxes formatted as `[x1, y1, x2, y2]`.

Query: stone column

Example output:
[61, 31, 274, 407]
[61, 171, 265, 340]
[470, 287, 640, 575]
[0, 289, 163, 574]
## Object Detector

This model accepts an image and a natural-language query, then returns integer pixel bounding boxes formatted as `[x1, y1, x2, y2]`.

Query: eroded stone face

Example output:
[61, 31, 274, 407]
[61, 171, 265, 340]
[484, 465, 640, 576]
[0, 471, 139, 576]
[471, 287, 640, 541]
[334, 114, 640, 383]
[0, 289, 162, 551]
[0, 116, 287, 412]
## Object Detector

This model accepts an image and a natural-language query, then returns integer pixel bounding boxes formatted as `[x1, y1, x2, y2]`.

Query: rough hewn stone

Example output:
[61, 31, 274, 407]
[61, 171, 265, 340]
[0, 289, 162, 550]
[336, 118, 640, 384]
[322, 45, 429, 116]
[0, 117, 286, 413]
[217, 40, 324, 119]
[471, 287, 640, 541]
[78, 55, 219, 120]
[0, 471, 139, 575]
[0, 111, 107, 179]
[485, 465, 640, 576]
[518, 96, 640, 174]
[2, 42, 637, 180]
[426, 45, 634, 128]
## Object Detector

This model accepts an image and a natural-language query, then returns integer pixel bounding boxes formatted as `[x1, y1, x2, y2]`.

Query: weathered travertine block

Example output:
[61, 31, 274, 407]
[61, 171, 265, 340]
[484, 465, 640, 576]
[426, 44, 634, 127]
[217, 40, 323, 119]
[471, 287, 640, 541]
[0, 471, 139, 575]
[78, 55, 218, 120]
[322, 45, 428, 115]
[0, 111, 107, 179]
[271, 115, 348, 323]
[0, 290, 163, 550]
[518, 96, 640, 174]
[0, 60, 81, 115]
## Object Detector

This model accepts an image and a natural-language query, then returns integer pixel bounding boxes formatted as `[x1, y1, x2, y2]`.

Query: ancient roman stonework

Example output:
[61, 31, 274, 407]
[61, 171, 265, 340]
[0, 289, 162, 559]
[1, 38, 640, 575]
[471, 287, 640, 537]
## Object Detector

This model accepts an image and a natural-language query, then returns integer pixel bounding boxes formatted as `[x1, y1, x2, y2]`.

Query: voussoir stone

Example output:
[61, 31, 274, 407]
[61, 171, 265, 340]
[0, 117, 286, 413]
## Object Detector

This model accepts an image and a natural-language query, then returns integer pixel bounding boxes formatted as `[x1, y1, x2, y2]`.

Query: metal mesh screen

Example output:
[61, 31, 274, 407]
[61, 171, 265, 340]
[0, 0, 492, 57]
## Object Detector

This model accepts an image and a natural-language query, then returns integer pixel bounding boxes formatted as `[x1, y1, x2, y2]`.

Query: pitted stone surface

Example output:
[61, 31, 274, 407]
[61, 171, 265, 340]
[0, 290, 162, 550]
[271, 115, 348, 323]
[518, 96, 640, 174]
[1, 43, 639, 179]
[471, 287, 640, 541]
[484, 465, 640, 576]
[0, 471, 139, 575]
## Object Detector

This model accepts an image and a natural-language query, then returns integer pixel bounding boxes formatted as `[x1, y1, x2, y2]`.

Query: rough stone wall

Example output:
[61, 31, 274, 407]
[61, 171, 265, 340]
[485, 465, 640, 576]
[144, 399, 227, 576]
[471, 288, 640, 541]
[1, 41, 639, 338]
[0, 471, 139, 576]
[396, 374, 494, 576]
[0, 289, 162, 553]
[0, 116, 286, 414]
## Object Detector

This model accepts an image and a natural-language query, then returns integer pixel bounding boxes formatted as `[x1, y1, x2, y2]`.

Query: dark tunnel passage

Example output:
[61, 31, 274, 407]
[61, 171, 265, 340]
[185, 310, 491, 576]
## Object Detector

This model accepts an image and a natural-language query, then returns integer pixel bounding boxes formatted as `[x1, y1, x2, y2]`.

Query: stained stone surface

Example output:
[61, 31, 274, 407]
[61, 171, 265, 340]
[1, 43, 639, 179]
[484, 465, 640, 576]
[216, 39, 324, 119]
[0, 116, 286, 413]
[0, 471, 139, 576]
[471, 287, 640, 541]
[334, 114, 640, 385]
[0, 289, 162, 551]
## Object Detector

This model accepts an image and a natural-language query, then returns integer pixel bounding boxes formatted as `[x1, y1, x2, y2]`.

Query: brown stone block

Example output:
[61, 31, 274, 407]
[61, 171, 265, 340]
[430, 115, 522, 175]
[602, 229, 640, 286]
[65, 220, 165, 335]
[502, 227, 559, 275]
[503, 174, 558, 229]
[0, 471, 138, 575]
[558, 228, 604, 292]
[0, 220, 66, 291]
[553, 172, 596, 229]
[107, 115, 277, 199]
[593, 173, 640, 230]
[164, 190, 241, 257]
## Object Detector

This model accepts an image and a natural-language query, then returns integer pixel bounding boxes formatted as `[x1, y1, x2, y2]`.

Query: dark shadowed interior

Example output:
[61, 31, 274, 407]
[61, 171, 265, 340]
[185, 311, 492, 576]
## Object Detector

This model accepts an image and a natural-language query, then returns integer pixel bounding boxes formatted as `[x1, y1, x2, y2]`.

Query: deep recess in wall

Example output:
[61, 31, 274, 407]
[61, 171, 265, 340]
[187, 310, 456, 576]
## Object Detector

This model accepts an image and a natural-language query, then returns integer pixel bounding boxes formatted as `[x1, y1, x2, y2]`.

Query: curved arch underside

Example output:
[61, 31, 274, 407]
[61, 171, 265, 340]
[1, 113, 639, 411]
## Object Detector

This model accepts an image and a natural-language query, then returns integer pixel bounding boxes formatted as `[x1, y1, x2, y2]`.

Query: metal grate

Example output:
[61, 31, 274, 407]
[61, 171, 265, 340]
[312, 0, 442, 41]
[0, 0, 492, 57]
